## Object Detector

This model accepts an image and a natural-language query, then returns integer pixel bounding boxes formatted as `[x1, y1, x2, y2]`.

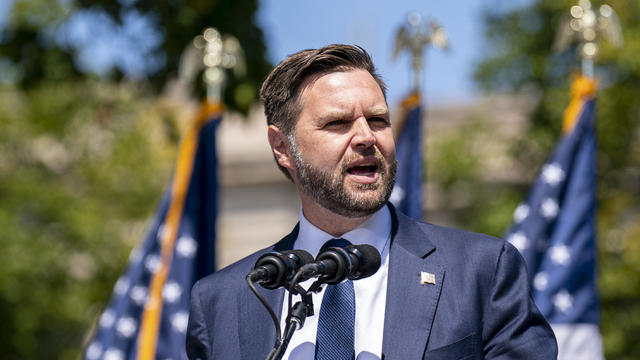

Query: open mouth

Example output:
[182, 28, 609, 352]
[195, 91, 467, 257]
[347, 163, 378, 176]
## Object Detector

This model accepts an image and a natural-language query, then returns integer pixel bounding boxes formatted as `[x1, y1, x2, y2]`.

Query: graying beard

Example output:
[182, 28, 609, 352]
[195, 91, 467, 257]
[288, 134, 396, 218]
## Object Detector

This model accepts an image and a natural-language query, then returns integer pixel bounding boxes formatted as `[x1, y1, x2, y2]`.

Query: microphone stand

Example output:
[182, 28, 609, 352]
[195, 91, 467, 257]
[269, 299, 308, 360]
[265, 278, 324, 360]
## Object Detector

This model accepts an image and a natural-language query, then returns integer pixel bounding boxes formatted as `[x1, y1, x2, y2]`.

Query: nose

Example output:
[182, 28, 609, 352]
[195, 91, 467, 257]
[352, 117, 376, 149]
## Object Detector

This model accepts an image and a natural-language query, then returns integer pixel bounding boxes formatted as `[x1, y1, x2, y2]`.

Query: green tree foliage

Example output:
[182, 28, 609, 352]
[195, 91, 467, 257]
[0, 0, 80, 86]
[1, 0, 270, 113]
[470, 1, 640, 358]
[0, 79, 187, 359]
[0, 1, 270, 359]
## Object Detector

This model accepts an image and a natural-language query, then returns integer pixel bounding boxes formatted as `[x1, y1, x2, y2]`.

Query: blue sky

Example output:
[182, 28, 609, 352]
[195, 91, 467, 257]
[0, 0, 530, 106]
[256, 0, 509, 107]
[0, 1, 11, 27]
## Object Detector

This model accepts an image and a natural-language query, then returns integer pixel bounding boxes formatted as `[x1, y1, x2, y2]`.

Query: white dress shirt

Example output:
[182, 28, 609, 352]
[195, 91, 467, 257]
[279, 206, 391, 360]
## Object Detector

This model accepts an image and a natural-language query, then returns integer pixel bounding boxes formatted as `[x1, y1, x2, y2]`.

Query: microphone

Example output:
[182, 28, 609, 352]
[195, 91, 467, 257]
[248, 249, 314, 289]
[296, 244, 381, 285]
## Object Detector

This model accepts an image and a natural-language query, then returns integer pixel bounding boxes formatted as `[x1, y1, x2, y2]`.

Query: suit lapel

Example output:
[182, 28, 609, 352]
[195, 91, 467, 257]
[382, 207, 444, 359]
[238, 224, 298, 360]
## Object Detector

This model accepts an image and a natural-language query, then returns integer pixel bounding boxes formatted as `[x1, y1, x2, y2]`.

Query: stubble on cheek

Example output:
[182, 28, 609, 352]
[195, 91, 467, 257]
[291, 140, 397, 218]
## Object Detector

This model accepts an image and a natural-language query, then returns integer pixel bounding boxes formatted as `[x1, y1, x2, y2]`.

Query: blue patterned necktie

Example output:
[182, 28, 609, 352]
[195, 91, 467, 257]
[315, 238, 355, 360]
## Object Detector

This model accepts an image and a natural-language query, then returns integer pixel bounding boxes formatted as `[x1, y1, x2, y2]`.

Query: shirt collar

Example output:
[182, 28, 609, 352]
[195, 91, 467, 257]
[296, 205, 391, 258]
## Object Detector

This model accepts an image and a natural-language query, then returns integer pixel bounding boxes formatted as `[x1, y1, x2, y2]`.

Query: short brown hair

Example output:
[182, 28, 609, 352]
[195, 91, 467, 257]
[260, 44, 387, 179]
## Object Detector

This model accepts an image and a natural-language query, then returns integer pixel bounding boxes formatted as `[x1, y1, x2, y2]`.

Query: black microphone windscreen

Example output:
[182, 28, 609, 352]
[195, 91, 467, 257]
[349, 244, 381, 279]
[284, 249, 314, 266]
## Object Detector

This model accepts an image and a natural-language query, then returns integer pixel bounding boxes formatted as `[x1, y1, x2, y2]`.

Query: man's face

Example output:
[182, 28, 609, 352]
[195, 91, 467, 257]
[289, 69, 397, 218]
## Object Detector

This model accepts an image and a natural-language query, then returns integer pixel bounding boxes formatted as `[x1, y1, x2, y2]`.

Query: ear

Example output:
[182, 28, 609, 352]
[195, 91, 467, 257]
[268, 125, 295, 171]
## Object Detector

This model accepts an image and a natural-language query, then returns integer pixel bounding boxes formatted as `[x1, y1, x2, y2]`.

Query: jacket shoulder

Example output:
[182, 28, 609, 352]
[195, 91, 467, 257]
[397, 211, 510, 259]
[191, 246, 269, 303]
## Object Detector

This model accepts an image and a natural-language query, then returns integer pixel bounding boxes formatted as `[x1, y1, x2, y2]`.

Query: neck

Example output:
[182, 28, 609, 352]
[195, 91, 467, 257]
[299, 197, 373, 237]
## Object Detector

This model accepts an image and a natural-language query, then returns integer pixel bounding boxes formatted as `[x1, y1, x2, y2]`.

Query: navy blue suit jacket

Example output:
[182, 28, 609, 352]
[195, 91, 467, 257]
[186, 205, 557, 359]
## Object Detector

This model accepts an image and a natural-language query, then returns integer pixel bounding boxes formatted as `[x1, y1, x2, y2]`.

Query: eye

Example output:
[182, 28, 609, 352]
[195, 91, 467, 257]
[324, 119, 347, 128]
[368, 117, 389, 128]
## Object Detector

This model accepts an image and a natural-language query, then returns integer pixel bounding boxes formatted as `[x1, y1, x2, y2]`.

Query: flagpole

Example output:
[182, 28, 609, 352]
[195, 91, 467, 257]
[135, 27, 243, 360]
[503, 2, 625, 359]
[393, 12, 448, 94]
[390, 13, 448, 220]
[136, 102, 222, 360]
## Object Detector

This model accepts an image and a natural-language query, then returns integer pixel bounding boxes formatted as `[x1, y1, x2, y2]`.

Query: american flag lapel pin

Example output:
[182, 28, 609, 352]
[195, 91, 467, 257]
[420, 271, 436, 285]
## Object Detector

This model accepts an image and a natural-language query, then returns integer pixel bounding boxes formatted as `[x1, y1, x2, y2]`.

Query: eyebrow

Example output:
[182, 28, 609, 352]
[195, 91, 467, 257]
[366, 108, 390, 118]
[317, 107, 389, 123]
[316, 111, 354, 123]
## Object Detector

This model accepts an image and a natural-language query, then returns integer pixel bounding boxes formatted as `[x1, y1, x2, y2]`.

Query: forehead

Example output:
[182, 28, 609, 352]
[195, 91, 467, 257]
[297, 69, 388, 119]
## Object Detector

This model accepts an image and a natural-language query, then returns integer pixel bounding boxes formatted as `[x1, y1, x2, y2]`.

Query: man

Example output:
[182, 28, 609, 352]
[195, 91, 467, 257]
[186, 44, 557, 359]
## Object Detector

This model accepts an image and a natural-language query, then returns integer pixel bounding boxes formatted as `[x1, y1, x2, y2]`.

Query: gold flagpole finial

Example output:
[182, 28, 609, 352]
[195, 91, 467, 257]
[177, 27, 246, 103]
[553, 0, 623, 78]
[393, 13, 449, 93]
[194, 28, 246, 103]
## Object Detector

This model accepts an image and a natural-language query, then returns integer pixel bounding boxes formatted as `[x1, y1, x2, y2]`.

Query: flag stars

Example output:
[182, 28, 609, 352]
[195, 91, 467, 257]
[99, 309, 115, 328]
[513, 203, 530, 223]
[550, 245, 571, 266]
[553, 290, 574, 313]
[104, 348, 125, 360]
[129, 247, 142, 263]
[540, 198, 559, 219]
[116, 317, 137, 338]
[163, 282, 183, 303]
[533, 272, 549, 291]
[86, 342, 102, 360]
[542, 163, 565, 185]
[171, 311, 189, 333]
[130, 285, 148, 306]
[145, 254, 161, 273]
[507, 231, 529, 252]
[114, 277, 129, 295]
[176, 236, 198, 258]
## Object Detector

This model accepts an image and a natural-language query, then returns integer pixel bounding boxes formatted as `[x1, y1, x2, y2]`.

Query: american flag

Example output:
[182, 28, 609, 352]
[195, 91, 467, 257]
[84, 103, 221, 360]
[390, 92, 423, 220]
[504, 76, 603, 359]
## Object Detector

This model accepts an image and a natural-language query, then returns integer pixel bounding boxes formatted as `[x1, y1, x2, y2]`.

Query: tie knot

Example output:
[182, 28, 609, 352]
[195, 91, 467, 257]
[321, 238, 352, 252]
